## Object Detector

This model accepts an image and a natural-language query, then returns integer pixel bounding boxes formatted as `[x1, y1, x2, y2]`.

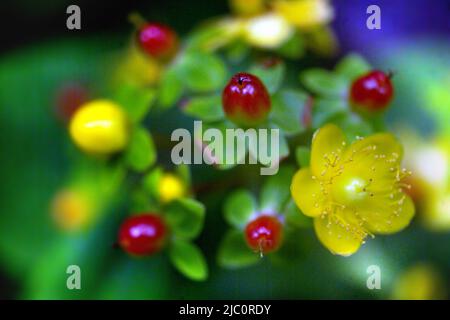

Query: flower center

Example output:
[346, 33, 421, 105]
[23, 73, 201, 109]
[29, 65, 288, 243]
[331, 175, 369, 206]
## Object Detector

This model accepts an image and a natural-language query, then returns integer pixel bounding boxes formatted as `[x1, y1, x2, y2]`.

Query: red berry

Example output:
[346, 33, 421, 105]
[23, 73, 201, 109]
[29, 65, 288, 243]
[118, 214, 167, 256]
[55, 83, 89, 123]
[350, 70, 394, 112]
[222, 72, 271, 126]
[137, 23, 178, 60]
[245, 215, 283, 254]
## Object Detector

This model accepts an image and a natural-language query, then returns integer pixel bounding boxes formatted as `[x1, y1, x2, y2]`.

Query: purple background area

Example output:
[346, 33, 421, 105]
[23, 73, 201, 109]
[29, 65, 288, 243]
[332, 0, 450, 58]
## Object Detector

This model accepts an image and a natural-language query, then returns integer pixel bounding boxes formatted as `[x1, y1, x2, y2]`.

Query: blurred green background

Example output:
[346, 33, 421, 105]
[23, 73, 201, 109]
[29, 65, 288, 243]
[0, 0, 449, 299]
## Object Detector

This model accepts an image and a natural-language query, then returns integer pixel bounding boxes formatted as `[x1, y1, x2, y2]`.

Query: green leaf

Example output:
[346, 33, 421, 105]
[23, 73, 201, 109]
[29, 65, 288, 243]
[271, 89, 308, 135]
[169, 240, 208, 281]
[180, 51, 227, 92]
[249, 61, 286, 94]
[295, 146, 310, 168]
[300, 69, 349, 98]
[186, 23, 232, 51]
[158, 66, 184, 108]
[125, 127, 156, 172]
[217, 230, 260, 269]
[130, 187, 160, 213]
[226, 40, 250, 63]
[165, 198, 205, 240]
[184, 95, 224, 122]
[283, 200, 312, 228]
[115, 84, 156, 123]
[335, 53, 371, 80]
[260, 165, 295, 212]
[224, 189, 257, 228]
[175, 164, 191, 187]
[312, 98, 347, 128]
[278, 132, 290, 160]
[271, 230, 306, 266]
[142, 167, 163, 197]
[276, 33, 305, 59]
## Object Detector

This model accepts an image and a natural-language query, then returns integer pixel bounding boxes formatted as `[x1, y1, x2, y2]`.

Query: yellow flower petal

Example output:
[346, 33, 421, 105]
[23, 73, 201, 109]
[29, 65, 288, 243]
[314, 214, 365, 256]
[310, 124, 347, 179]
[273, 0, 334, 29]
[363, 194, 415, 234]
[344, 133, 404, 167]
[291, 168, 323, 217]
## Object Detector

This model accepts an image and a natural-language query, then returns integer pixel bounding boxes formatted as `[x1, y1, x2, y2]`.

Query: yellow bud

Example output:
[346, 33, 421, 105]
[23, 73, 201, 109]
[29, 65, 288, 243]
[51, 190, 91, 232]
[158, 173, 185, 203]
[70, 100, 129, 155]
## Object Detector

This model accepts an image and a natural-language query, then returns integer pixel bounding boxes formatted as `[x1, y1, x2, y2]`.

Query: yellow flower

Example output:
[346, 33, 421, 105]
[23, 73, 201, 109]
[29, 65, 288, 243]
[392, 264, 447, 300]
[158, 173, 185, 203]
[273, 0, 334, 29]
[51, 189, 91, 232]
[70, 99, 129, 155]
[243, 13, 294, 49]
[291, 124, 415, 256]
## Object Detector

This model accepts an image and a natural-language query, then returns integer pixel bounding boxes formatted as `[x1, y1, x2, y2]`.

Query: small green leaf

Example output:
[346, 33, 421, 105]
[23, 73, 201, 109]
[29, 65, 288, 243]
[175, 164, 191, 187]
[300, 69, 349, 98]
[130, 188, 159, 213]
[277, 33, 305, 59]
[335, 53, 371, 80]
[271, 89, 308, 135]
[125, 127, 156, 172]
[158, 66, 184, 108]
[295, 146, 310, 168]
[249, 61, 286, 94]
[180, 51, 227, 92]
[169, 240, 208, 281]
[142, 167, 163, 197]
[226, 40, 250, 63]
[184, 95, 224, 122]
[312, 98, 347, 128]
[283, 200, 312, 228]
[217, 230, 259, 269]
[224, 189, 257, 228]
[260, 165, 295, 212]
[115, 84, 156, 123]
[165, 198, 205, 240]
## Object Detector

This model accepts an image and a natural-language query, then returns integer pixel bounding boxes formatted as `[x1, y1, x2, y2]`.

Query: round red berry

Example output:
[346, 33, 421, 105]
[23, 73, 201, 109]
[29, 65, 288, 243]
[118, 214, 167, 256]
[137, 23, 178, 60]
[55, 83, 89, 123]
[222, 72, 271, 127]
[349, 70, 394, 112]
[245, 215, 283, 254]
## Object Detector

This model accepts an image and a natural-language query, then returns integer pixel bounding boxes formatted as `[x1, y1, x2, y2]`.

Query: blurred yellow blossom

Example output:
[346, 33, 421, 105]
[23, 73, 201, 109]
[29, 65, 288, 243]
[243, 13, 294, 49]
[51, 189, 92, 232]
[229, 0, 266, 17]
[209, 0, 337, 53]
[113, 46, 162, 87]
[291, 124, 415, 256]
[392, 264, 447, 300]
[400, 130, 450, 231]
[273, 0, 334, 29]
